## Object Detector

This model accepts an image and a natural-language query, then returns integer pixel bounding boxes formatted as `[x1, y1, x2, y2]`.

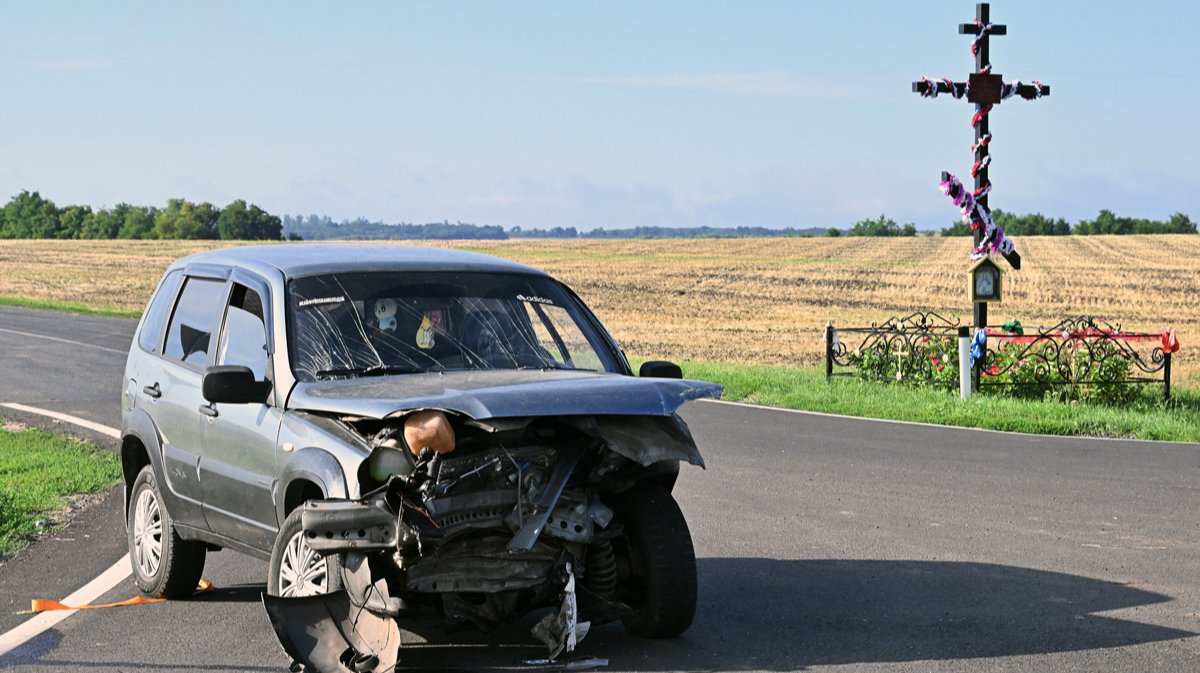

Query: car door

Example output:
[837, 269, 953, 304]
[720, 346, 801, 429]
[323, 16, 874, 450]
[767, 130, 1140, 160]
[198, 277, 285, 551]
[144, 272, 230, 530]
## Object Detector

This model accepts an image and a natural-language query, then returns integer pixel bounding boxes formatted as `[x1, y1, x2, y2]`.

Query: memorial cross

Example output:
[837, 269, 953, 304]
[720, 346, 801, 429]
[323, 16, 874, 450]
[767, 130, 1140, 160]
[912, 3, 1049, 332]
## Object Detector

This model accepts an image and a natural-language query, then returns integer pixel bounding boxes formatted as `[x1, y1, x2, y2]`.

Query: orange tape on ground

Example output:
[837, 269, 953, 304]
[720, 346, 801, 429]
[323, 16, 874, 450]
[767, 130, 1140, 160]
[19, 579, 213, 614]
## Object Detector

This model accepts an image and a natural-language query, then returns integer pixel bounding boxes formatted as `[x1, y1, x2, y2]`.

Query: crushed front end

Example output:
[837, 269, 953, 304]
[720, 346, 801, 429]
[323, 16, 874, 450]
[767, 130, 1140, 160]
[264, 406, 713, 672]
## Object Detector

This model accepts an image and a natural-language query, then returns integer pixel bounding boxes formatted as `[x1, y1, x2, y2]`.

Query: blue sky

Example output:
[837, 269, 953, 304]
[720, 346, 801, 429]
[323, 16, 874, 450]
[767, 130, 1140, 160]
[2, 2, 1196, 231]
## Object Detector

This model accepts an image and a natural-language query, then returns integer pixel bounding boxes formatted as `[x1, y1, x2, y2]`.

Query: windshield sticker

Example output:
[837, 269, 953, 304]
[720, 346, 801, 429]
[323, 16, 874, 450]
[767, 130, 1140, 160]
[517, 294, 554, 306]
[416, 311, 441, 350]
[298, 295, 346, 308]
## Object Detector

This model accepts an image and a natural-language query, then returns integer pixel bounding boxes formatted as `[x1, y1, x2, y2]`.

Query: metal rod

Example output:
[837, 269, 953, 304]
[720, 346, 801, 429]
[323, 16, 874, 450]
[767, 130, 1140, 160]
[824, 322, 834, 381]
[1164, 352, 1172, 402]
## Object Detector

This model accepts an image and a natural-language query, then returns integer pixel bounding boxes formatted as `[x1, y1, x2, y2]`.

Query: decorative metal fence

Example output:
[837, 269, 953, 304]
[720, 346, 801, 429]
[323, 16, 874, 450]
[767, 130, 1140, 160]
[824, 312, 963, 386]
[825, 315, 1176, 402]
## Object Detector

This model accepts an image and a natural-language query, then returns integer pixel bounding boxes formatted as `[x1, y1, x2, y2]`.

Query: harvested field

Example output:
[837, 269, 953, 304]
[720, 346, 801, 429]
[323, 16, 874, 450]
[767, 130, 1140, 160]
[1, 237, 1196, 385]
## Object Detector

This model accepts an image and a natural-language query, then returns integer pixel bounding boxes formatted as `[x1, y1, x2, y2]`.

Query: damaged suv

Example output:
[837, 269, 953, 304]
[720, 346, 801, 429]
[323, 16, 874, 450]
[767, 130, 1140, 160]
[120, 244, 720, 670]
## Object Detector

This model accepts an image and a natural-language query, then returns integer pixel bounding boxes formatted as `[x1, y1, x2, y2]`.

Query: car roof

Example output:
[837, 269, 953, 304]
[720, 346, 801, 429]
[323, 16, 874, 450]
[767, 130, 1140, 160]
[171, 243, 548, 280]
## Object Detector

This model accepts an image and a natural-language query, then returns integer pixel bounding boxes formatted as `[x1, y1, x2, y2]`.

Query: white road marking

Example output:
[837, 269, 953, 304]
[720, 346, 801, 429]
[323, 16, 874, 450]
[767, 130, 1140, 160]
[0, 327, 126, 355]
[0, 404, 131, 659]
[699, 397, 1168, 445]
[0, 555, 132, 659]
[0, 403, 120, 439]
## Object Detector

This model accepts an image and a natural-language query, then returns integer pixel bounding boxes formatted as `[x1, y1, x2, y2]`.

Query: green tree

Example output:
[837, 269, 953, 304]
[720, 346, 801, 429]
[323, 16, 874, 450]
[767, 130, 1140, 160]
[1167, 212, 1197, 233]
[941, 219, 972, 236]
[57, 205, 92, 239]
[218, 199, 282, 240]
[1, 191, 60, 238]
[849, 214, 914, 237]
[118, 205, 157, 239]
[154, 199, 219, 239]
[82, 206, 123, 239]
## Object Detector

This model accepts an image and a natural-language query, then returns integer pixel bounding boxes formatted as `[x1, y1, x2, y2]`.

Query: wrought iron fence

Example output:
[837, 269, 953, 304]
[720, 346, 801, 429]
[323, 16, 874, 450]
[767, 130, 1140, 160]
[825, 315, 1175, 401]
[824, 312, 962, 386]
[976, 317, 1174, 402]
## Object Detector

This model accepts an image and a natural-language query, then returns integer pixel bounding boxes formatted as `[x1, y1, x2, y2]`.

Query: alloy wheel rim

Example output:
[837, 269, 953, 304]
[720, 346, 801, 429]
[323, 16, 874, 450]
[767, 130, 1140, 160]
[278, 530, 327, 597]
[132, 489, 163, 579]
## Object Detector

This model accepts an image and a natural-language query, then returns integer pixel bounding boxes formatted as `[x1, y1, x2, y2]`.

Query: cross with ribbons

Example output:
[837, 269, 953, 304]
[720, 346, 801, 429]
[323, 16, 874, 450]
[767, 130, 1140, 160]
[912, 3, 1049, 275]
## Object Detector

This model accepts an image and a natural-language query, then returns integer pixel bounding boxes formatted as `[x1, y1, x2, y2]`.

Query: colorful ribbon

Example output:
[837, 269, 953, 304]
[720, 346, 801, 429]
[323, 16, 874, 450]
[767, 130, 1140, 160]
[970, 328, 988, 366]
[970, 20, 993, 57]
[21, 580, 214, 614]
[939, 174, 1012, 260]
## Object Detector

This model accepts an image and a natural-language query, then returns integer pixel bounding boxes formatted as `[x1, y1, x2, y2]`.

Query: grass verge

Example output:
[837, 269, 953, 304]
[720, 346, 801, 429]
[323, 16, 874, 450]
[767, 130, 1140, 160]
[0, 295, 141, 319]
[676, 361, 1200, 443]
[0, 424, 122, 558]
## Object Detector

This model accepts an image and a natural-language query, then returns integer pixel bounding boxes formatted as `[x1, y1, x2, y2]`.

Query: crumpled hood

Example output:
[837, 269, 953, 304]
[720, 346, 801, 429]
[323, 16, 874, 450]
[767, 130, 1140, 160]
[287, 369, 723, 420]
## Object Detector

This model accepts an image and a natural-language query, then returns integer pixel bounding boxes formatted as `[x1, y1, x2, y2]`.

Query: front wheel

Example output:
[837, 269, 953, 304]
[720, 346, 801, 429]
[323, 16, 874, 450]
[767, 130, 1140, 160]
[610, 483, 698, 638]
[127, 466, 207, 599]
[267, 506, 343, 597]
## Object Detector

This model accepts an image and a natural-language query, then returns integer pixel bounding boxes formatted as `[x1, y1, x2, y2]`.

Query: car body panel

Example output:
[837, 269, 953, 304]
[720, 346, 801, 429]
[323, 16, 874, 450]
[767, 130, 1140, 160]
[288, 369, 722, 420]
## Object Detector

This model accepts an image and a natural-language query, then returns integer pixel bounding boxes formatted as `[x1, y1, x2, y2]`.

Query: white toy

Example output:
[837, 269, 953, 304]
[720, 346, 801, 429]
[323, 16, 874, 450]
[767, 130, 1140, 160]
[374, 298, 398, 331]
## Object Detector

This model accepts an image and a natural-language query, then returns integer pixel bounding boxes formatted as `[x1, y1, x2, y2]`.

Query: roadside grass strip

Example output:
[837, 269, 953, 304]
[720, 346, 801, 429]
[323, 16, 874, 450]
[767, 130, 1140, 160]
[0, 295, 140, 319]
[0, 425, 122, 558]
[679, 361, 1200, 443]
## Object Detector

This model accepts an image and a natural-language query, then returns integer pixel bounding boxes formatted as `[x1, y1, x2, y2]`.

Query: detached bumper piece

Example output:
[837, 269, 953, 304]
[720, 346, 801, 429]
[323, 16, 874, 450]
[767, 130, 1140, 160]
[302, 498, 398, 554]
[263, 590, 400, 673]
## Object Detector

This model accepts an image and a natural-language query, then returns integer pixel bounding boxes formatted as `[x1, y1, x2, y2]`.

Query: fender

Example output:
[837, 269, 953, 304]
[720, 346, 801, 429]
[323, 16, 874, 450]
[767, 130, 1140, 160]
[120, 407, 204, 527]
[276, 447, 351, 526]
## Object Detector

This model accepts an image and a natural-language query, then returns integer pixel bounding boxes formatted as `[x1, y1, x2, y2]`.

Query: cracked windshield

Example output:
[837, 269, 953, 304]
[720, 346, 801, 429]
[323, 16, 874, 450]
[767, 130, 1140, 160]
[288, 271, 618, 381]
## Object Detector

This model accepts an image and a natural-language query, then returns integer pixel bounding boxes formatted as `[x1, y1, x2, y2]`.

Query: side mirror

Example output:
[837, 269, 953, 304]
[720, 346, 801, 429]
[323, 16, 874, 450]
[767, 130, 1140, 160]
[202, 365, 271, 404]
[638, 360, 683, 379]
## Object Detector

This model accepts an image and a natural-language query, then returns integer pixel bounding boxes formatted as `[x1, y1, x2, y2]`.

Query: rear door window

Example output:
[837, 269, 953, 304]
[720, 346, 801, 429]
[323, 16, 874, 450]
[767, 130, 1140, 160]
[138, 269, 184, 354]
[164, 277, 228, 367]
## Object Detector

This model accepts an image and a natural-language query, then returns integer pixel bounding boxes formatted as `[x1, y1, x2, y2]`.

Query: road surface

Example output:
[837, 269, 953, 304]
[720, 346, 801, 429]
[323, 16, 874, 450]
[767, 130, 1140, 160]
[0, 305, 1196, 672]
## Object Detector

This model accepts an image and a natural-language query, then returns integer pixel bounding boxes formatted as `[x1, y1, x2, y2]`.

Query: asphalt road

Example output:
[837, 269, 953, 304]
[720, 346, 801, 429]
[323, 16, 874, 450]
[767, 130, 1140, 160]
[0, 304, 1197, 672]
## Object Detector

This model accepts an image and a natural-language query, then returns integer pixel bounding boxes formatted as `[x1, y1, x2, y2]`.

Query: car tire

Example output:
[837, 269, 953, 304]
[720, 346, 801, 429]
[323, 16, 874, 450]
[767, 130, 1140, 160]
[267, 506, 344, 597]
[127, 466, 207, 599]
[610, 482, 697, 638]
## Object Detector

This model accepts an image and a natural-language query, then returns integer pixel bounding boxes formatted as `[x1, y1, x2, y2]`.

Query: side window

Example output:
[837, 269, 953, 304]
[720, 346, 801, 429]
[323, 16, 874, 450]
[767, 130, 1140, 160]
[138, 269, 184, 354]
[164, 277, 227, 367]
[216, 284, 268, 380]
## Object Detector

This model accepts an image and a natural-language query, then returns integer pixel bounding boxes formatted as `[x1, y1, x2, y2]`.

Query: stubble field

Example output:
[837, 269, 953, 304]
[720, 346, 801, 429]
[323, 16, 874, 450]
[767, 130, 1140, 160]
[1, 236, 1196, 386]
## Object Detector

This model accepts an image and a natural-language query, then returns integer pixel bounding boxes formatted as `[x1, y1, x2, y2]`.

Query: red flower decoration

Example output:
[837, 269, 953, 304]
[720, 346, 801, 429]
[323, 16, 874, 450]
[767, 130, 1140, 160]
[1162, 329, 1180, 354]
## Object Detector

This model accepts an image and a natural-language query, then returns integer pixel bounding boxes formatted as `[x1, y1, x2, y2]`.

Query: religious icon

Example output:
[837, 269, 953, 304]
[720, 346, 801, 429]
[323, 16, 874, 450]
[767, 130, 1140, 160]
[975, 271, 994, 296]
[968, 257, 1002, 303]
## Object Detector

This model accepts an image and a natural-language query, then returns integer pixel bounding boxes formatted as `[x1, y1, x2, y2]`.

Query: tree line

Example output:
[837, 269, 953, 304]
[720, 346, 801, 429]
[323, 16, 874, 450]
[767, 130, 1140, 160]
[0, 191, 283, 240]
[3, 191, 1194, 240]
[938, 209, 1196, 236]
[832, 210, 1196, 238]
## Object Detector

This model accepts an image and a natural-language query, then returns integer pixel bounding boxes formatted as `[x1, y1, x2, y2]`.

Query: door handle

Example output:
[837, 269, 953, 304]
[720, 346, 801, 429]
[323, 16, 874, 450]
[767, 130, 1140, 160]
[142, 382, 162, 399]
[199, 403, 218, 418]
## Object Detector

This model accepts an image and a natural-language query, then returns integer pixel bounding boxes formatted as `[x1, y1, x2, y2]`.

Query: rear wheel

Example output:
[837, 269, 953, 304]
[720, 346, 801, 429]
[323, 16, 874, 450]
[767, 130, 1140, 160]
[610, 483, 697, 637]
[127, 466, 207, 599]
[268, 506, 343, 597]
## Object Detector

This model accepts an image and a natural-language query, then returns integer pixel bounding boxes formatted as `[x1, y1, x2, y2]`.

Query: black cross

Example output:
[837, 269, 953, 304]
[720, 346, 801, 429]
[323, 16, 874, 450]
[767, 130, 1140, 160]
[912, 2, 1048, 332]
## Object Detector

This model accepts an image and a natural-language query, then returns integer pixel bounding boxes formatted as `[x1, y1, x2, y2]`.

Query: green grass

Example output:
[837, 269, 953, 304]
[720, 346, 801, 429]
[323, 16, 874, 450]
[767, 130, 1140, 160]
[0, 425, 122, 557]
[673, 360, 1200, 443]
[0, 295, 141, 319]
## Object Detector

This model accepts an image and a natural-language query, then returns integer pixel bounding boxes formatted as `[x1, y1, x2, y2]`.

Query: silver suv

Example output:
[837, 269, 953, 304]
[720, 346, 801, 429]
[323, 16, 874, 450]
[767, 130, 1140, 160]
[121, 244, 719, 669]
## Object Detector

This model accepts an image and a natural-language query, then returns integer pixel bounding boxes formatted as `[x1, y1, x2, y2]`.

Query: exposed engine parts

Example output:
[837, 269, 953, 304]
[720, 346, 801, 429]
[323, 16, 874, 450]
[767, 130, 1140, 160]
[267, 410, 706, 672]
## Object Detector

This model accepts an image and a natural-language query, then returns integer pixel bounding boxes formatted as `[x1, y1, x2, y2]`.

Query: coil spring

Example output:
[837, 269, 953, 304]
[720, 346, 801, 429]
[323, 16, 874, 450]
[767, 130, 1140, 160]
[584, 537, 618, 599]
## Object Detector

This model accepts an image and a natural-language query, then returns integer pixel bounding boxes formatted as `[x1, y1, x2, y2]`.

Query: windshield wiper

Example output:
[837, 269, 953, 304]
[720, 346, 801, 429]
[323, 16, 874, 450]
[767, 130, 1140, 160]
[517, 364, 595, 372]
[315, 364, 428, 379]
